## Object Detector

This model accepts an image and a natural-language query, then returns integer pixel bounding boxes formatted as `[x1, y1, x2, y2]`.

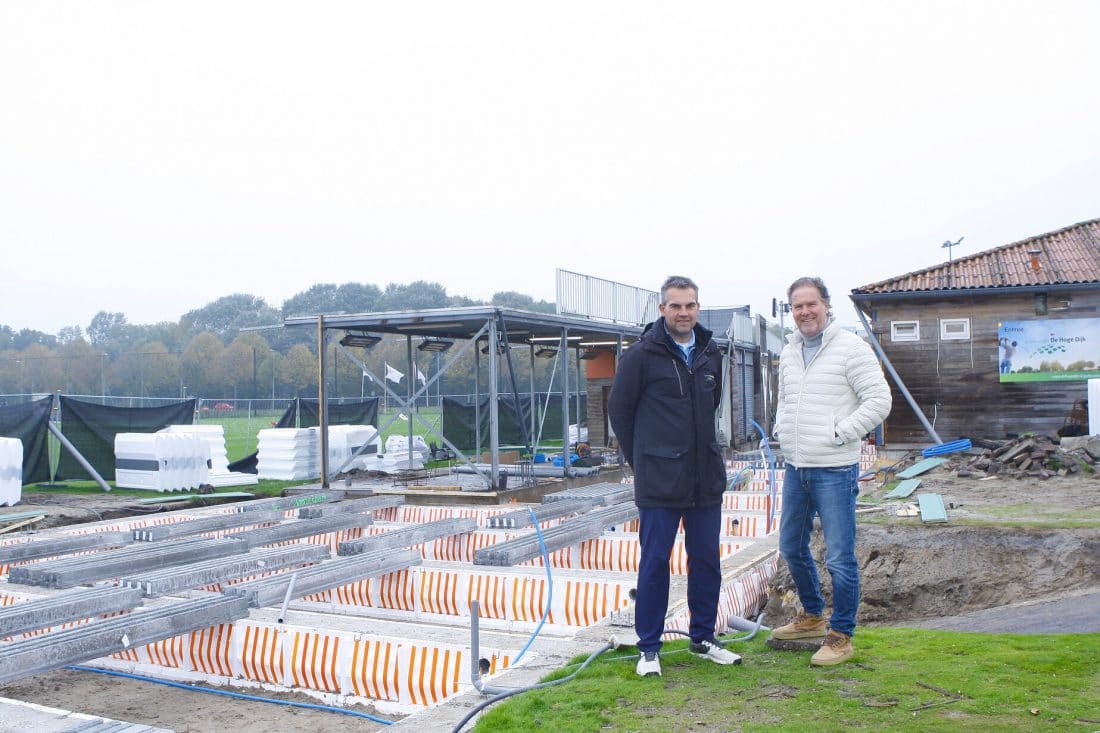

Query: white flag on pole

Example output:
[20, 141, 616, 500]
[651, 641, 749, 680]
[416, 368, 427, 385]
[385, 363, 404, 383]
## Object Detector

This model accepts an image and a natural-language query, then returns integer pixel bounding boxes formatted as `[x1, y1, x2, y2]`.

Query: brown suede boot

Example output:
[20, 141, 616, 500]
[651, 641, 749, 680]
[770, 613, 828, 640]
[810, 630, 853, 666]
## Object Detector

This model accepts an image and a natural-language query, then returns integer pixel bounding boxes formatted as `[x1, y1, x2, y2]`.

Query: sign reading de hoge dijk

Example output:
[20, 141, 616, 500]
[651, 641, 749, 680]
[997, 318, 1100, 382]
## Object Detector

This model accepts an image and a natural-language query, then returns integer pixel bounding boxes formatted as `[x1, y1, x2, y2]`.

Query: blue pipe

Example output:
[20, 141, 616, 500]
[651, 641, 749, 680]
[506, 507, 553, 667]
[750, 420, 778, 532]
[65, 664, 393, 725]
[922, 438, 971, 457]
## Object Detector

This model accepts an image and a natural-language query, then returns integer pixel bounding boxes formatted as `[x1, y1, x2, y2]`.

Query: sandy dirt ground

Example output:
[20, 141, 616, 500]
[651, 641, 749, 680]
[766, 467, 1100, 626]
[2, 469, 1097, 732]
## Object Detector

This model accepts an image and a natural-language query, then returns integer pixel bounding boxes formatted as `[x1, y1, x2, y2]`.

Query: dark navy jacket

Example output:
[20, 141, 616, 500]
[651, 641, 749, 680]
[608, 318, 726, 509]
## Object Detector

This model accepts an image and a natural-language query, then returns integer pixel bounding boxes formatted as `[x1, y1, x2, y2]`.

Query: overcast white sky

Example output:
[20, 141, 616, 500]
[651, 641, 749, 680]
[2, 1, 1098, 336]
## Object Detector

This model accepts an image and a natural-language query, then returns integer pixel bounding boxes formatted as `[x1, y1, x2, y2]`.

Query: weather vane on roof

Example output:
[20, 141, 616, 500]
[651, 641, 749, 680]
[941, 236, 964, 288]
[941, 236, 964, 261]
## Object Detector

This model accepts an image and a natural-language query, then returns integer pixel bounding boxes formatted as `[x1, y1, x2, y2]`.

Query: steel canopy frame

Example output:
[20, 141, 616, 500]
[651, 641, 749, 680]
[283, 307, 647, 490]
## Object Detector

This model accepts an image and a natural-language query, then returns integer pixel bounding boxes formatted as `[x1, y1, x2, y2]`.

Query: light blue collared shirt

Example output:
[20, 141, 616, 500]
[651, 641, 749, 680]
[673, 330, 696, 365]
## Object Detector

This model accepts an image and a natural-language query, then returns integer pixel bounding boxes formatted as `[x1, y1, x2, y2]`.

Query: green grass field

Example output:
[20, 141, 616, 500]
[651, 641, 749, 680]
[473, 629, 1100, 732]
[196, 408, 446, 461]
[1000, 371, 1100, 382]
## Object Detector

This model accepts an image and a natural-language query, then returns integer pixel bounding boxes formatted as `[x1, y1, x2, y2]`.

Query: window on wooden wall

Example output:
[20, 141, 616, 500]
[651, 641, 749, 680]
[939, 318, 971, 341]
[890, 320, 920, 342]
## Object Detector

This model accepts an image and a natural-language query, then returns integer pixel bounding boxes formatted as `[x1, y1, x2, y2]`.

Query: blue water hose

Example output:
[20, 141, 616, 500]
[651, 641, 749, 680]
[65, 664, 393, 725]
[750, 420, 778, 532]
[508, 507, 553, 666]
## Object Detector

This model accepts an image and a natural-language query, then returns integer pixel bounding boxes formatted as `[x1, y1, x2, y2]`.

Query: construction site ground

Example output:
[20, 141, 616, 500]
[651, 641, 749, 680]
[1, 465, 1098, 732]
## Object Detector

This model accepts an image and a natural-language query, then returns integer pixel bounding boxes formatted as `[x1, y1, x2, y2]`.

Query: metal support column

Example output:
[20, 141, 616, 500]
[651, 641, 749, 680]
[529, 344, 536, 448]
[559, 328, 571, 478]
[406, 335, 415, 469]
[474, 346, 482, 461]
[317, 314, 330, 488]
[488, 317, 500, 489]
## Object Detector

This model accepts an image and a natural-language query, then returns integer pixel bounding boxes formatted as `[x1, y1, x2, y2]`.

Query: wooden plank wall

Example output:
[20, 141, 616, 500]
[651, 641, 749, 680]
[868, 290, 1098, 443]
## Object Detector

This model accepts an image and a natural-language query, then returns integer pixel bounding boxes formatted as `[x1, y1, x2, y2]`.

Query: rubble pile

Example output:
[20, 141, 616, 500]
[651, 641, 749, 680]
[948, 434, 1100, 480]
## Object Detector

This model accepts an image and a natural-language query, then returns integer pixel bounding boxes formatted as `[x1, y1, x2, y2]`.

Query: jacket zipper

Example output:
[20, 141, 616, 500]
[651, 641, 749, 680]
[671, 357, 685, 396]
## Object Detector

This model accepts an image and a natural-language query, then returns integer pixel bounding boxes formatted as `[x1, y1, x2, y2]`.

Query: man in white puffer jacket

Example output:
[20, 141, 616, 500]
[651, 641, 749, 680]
[769, 276, 891, 666]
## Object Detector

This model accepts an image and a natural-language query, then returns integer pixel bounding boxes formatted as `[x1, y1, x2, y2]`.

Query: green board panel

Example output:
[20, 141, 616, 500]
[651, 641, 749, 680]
[136, 492, 255, 505]
[0, 511, 50, 523]
[918, 493, 948, 523]
[896, 457, 948, 479]
[884, 479, 921, 499]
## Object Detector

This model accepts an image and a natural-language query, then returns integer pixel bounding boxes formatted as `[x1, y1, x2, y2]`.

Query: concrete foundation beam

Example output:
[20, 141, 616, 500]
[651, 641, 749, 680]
[337, 518, 476, 556]
[298, 495, 404, 519]
[222, 548, 420, 608]
[0, 586, 144, 637]
[542, 481, 635, 506]
[0, 532, 132, 565]
[133, 509, 285, 541]
[488, 499, 594, 529]
[227, 514, 375, 550]
[0, 596, 252, 686]
[121, 544, 331, 597]
[9, 537, 247, 589]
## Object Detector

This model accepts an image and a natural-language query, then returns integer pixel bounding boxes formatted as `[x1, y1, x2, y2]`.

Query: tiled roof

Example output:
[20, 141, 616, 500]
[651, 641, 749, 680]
[853, 218, 1100, 294]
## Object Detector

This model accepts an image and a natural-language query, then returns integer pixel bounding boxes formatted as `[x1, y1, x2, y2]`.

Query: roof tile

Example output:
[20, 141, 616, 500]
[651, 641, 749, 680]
[854, 218, 1100, 294]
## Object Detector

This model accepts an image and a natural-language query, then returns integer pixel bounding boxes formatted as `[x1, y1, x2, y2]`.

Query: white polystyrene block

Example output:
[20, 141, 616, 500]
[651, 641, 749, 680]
[0, 437, 22, 507]
[115, 432, 210, 492]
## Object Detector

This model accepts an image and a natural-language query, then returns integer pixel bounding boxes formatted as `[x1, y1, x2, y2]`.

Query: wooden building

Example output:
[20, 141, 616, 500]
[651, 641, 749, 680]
[850, 218, 1100, 444]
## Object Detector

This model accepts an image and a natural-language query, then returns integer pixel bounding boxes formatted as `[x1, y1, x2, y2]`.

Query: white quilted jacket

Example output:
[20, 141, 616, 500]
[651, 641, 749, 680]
[775, 322, 892, 468]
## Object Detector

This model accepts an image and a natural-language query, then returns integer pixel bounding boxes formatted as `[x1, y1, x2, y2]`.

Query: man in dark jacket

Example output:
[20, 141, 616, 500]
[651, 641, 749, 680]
[608, 275, 739, 677]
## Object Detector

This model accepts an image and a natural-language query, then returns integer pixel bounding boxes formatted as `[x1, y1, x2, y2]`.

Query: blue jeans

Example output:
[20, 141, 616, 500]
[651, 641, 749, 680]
[778, 464, 860, 636]
[635, 504, 722, 653]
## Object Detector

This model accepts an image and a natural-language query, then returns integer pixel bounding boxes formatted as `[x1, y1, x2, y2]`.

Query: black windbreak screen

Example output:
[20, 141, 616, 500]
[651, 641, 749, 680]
[299, 398, 380, 428]
[56, 397, 196, 481]
[0, 395, 52, 484]
[441, 395, 586, 451]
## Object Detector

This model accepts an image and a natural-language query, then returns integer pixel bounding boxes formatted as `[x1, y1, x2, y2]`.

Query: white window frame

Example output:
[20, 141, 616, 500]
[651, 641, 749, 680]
[890, 320, 920, 342]
[939, 318, 971, 341]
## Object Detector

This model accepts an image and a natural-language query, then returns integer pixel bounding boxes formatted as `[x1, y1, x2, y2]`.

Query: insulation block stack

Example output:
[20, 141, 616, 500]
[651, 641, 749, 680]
[161, 424, 228, 473]
[256, 428, 318, 480]
[161, 424, 258, 487]
[0, 437, 22, 507]
[381, 434, 430, 471]
[114, 433, 210, 492]
[330, 425, 382, 471]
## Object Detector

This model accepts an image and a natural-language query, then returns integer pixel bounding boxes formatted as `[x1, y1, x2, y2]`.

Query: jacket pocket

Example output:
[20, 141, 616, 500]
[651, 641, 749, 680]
[636, 445, 688, 503]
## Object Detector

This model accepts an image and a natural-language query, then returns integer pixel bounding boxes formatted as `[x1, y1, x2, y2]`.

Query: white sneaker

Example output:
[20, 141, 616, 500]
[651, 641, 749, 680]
[689, 639, 742, 665]
[636, 651, 661, 677]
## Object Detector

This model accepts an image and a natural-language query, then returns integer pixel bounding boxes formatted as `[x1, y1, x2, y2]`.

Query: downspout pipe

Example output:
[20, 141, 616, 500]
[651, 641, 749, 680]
[851, 305, 943, 445]
[47, 421, 111, 492]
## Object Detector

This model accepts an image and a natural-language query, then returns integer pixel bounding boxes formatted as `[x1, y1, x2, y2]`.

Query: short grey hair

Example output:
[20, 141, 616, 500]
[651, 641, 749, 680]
[786, 276, 830, 304]
[660, 275, 699, 304]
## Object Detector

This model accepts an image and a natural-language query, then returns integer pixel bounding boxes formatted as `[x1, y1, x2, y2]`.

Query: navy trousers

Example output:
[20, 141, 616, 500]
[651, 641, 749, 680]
[635, 504, 723, 653]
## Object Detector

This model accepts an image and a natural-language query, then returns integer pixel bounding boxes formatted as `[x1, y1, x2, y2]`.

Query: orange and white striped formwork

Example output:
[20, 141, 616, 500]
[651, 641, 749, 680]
[87, 611, 518, 710]
[0, 468, 785, 715]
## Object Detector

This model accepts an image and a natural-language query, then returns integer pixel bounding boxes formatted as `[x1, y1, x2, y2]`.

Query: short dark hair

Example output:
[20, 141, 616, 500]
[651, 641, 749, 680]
[787, 276, 830, 304]
[661, 275, 699, 304]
